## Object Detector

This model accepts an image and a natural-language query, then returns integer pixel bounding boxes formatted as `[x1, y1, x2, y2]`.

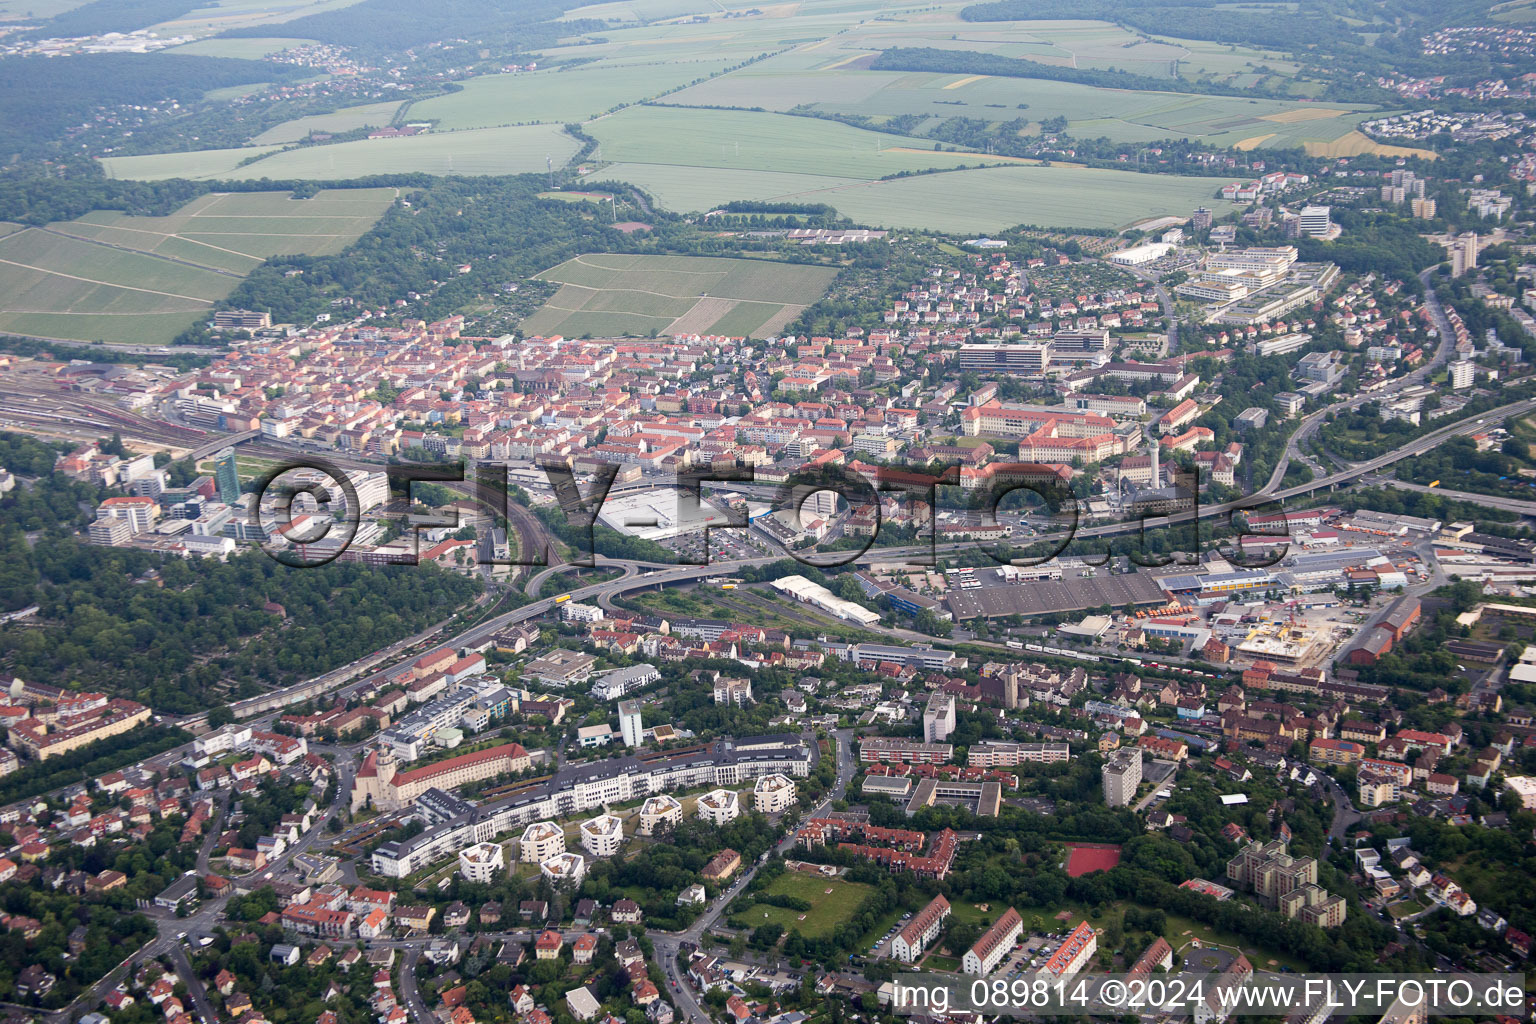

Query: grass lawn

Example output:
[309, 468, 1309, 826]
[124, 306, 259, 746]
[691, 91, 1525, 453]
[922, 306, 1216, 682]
[949, 900, 1006, 926]
[730, 872, 872, 940]
[924, 954, 962, 972]
[1160, 910, 1307, 973]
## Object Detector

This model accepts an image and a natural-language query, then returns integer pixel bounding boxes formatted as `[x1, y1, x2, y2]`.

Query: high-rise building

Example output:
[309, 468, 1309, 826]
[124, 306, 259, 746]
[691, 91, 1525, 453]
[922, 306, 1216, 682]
[1299, 206, 1332, 237]
[213, 448, 241, 505]
[618, 699, 644, 747]
[1450, 360, 1476, 390]
[1411, 197, 1436, 220]
[1450, 232, 1478, 277]
[1103, 747, 1142, 807]
[1191, 207, 1213, 230]
[923, 691, 956, 744]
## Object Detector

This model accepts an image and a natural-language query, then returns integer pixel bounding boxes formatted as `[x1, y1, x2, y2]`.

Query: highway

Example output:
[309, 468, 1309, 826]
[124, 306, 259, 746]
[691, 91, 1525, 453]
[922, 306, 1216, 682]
[1365, 475, 1536, 516]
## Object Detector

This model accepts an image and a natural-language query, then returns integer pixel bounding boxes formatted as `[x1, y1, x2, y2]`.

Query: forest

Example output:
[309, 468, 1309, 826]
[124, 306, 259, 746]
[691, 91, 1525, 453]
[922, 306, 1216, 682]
[0, 433, 483, 712]
[174, 175, 843, 347]
[0, 726, 190, 807]
[0, 880, 159, 1007]
[221, 0, 601, 56]
[0, 53, 305, 161]
[0, 534, 483, 713]
[15, 0, 196, 39]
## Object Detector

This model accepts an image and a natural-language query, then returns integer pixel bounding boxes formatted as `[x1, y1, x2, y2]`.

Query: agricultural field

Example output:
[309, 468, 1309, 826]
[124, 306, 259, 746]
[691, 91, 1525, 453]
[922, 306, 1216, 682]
[105, 125, 578, 181]
[729, 871, 873, 940]
[555, 0, 723, 22]
[101, 145, 284, 181]
[0, 0, 84, 19]
[602, 161, 1233, 231]
[145, 0, 371, 40]
[663, 46, 1371, 150]
[522, 253, 836, 339]
[586, 105, 1013, 179]
[0, 188, 393, 344]
[591, 164, 866, 210]
[252, 100, 406, 145]
[405, 60, 736, 130]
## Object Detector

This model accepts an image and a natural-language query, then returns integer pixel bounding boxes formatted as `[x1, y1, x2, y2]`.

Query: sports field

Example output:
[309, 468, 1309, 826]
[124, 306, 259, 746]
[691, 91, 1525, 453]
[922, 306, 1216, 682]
[1064, 843, 1121, 877]
[728, 871, 873, 939]
[0, 188, 393, 344]
[523, 253, 836, 339]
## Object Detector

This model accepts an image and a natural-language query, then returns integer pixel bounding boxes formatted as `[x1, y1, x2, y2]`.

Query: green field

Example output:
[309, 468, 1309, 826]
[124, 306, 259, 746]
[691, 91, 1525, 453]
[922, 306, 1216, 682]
[0, 189, 393, 344]
[407, 60, 736, 129]
[587, 105, 1014, 180]
[663, 43, 1367, 149]
[729, 871, 873, 939]
[104, 125, 578, 182]
[101, 146, 284, 182]
[232, 124, 578, 179]
[253, 100, 406, 145]
[0, 0, 85, 19]
[146, 0, 371, 39]
[592, 164, 865, 208]
[523, 252, 836, 339]
[602, 161, 1232, 231]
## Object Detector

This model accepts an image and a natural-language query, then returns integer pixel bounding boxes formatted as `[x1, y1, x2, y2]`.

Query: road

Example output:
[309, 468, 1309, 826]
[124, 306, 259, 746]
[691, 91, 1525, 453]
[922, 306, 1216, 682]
[1367, 475, 1536, 516]
[399, 946, 431, 1024]
[1318, 771, 1361, 843]
[648, 728, 855, 1024]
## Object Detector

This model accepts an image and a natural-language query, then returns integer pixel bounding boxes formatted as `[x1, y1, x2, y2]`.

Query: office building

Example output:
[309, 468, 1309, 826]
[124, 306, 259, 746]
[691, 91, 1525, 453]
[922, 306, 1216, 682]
[213, 448, 241, 505]
[1299, 206, 1331, 237]
[957, 343, 1049, 375]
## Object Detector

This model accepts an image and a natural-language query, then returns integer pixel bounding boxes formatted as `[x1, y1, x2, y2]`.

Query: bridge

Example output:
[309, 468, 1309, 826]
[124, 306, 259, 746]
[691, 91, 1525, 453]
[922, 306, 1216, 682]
[186, 428, 261, 463]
